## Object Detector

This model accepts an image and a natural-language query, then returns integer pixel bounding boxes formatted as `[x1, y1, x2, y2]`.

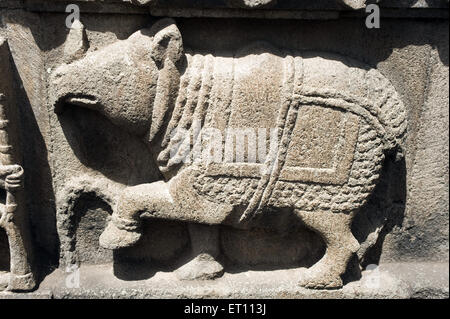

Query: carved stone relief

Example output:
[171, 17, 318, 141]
[0, 0, 448, 299]
[0, 38, 36, 292]
[48, 18, 407, 289]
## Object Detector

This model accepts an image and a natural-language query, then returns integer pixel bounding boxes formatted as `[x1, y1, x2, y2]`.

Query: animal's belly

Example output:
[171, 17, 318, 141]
[193, 116, 383, 213]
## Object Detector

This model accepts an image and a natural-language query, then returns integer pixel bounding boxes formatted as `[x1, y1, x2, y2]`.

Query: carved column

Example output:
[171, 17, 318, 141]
[0, 37, 36, 292]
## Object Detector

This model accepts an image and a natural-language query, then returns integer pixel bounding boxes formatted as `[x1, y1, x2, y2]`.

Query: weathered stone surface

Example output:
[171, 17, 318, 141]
[0, 36, 37, 292]
[63, 19, 89, 63]
[15, 0, 447, 10]
[0, 0, 448, 298]
[48, 17, 408, 289]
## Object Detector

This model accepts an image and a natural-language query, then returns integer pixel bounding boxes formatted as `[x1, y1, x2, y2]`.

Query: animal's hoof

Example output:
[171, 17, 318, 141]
[7, 272, 36, 292]
[99, 222, 142, 250]
[298, 268, 343, 290]
[175, 254, 224, 280]
[0, 271, 9, 291]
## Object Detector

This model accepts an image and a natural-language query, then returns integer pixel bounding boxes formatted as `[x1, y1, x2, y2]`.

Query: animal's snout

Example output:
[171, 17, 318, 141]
[48, 46, 159, 136]
[49, 64, 100, 114]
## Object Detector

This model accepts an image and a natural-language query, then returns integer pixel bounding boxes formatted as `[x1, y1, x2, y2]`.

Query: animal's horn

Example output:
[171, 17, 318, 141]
[63, 19, 89, 63]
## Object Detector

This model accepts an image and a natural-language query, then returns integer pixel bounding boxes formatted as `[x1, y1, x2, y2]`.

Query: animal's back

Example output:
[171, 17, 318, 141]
[156, 43, 402, 216]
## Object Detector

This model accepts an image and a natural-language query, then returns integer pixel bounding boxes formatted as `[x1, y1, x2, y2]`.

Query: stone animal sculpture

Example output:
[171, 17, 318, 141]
[50, 18, 406, 289]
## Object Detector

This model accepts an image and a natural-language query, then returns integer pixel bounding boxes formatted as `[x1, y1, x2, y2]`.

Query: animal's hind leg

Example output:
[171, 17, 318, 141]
[294, 210, 359, 289]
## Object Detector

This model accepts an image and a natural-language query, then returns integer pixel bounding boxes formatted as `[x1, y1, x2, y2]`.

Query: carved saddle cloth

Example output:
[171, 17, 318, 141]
[155, 44, 377, 218]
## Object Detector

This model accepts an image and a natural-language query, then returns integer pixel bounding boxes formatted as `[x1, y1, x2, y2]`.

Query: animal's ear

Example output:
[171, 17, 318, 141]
[149, 18, 183, 69]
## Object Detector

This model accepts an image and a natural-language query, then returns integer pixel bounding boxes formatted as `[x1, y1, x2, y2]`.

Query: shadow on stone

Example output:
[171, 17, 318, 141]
[69, 192, 114, 265]
[112, 219, 191, 281]
[57, 105, 161, 186]
[0, 228, 10, 273]
[221, 215, 326, 273]
[352, 154, 407, 269]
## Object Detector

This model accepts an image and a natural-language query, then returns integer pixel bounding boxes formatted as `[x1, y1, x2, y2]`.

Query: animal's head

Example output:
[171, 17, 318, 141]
[50, 18, 183, 137]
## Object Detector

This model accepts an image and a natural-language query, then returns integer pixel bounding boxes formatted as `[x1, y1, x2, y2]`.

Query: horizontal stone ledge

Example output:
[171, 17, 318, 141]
[1, 0, 449, 11]
[1, 262, 447, 299]
[8, 0, 450, 10]
[1, 1, 448, 19]
[148, 7, 449, 19]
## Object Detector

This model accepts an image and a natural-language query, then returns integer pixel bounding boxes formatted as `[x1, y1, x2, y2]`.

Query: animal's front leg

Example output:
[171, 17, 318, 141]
[294, 210, 360, 289]
[175, 224, 224, 280]
[100, 169, 234, 251]
[99, 181, 176, 249]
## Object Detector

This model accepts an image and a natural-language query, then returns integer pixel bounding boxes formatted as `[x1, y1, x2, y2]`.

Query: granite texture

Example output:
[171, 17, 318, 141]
[0, 0, 448, 298]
